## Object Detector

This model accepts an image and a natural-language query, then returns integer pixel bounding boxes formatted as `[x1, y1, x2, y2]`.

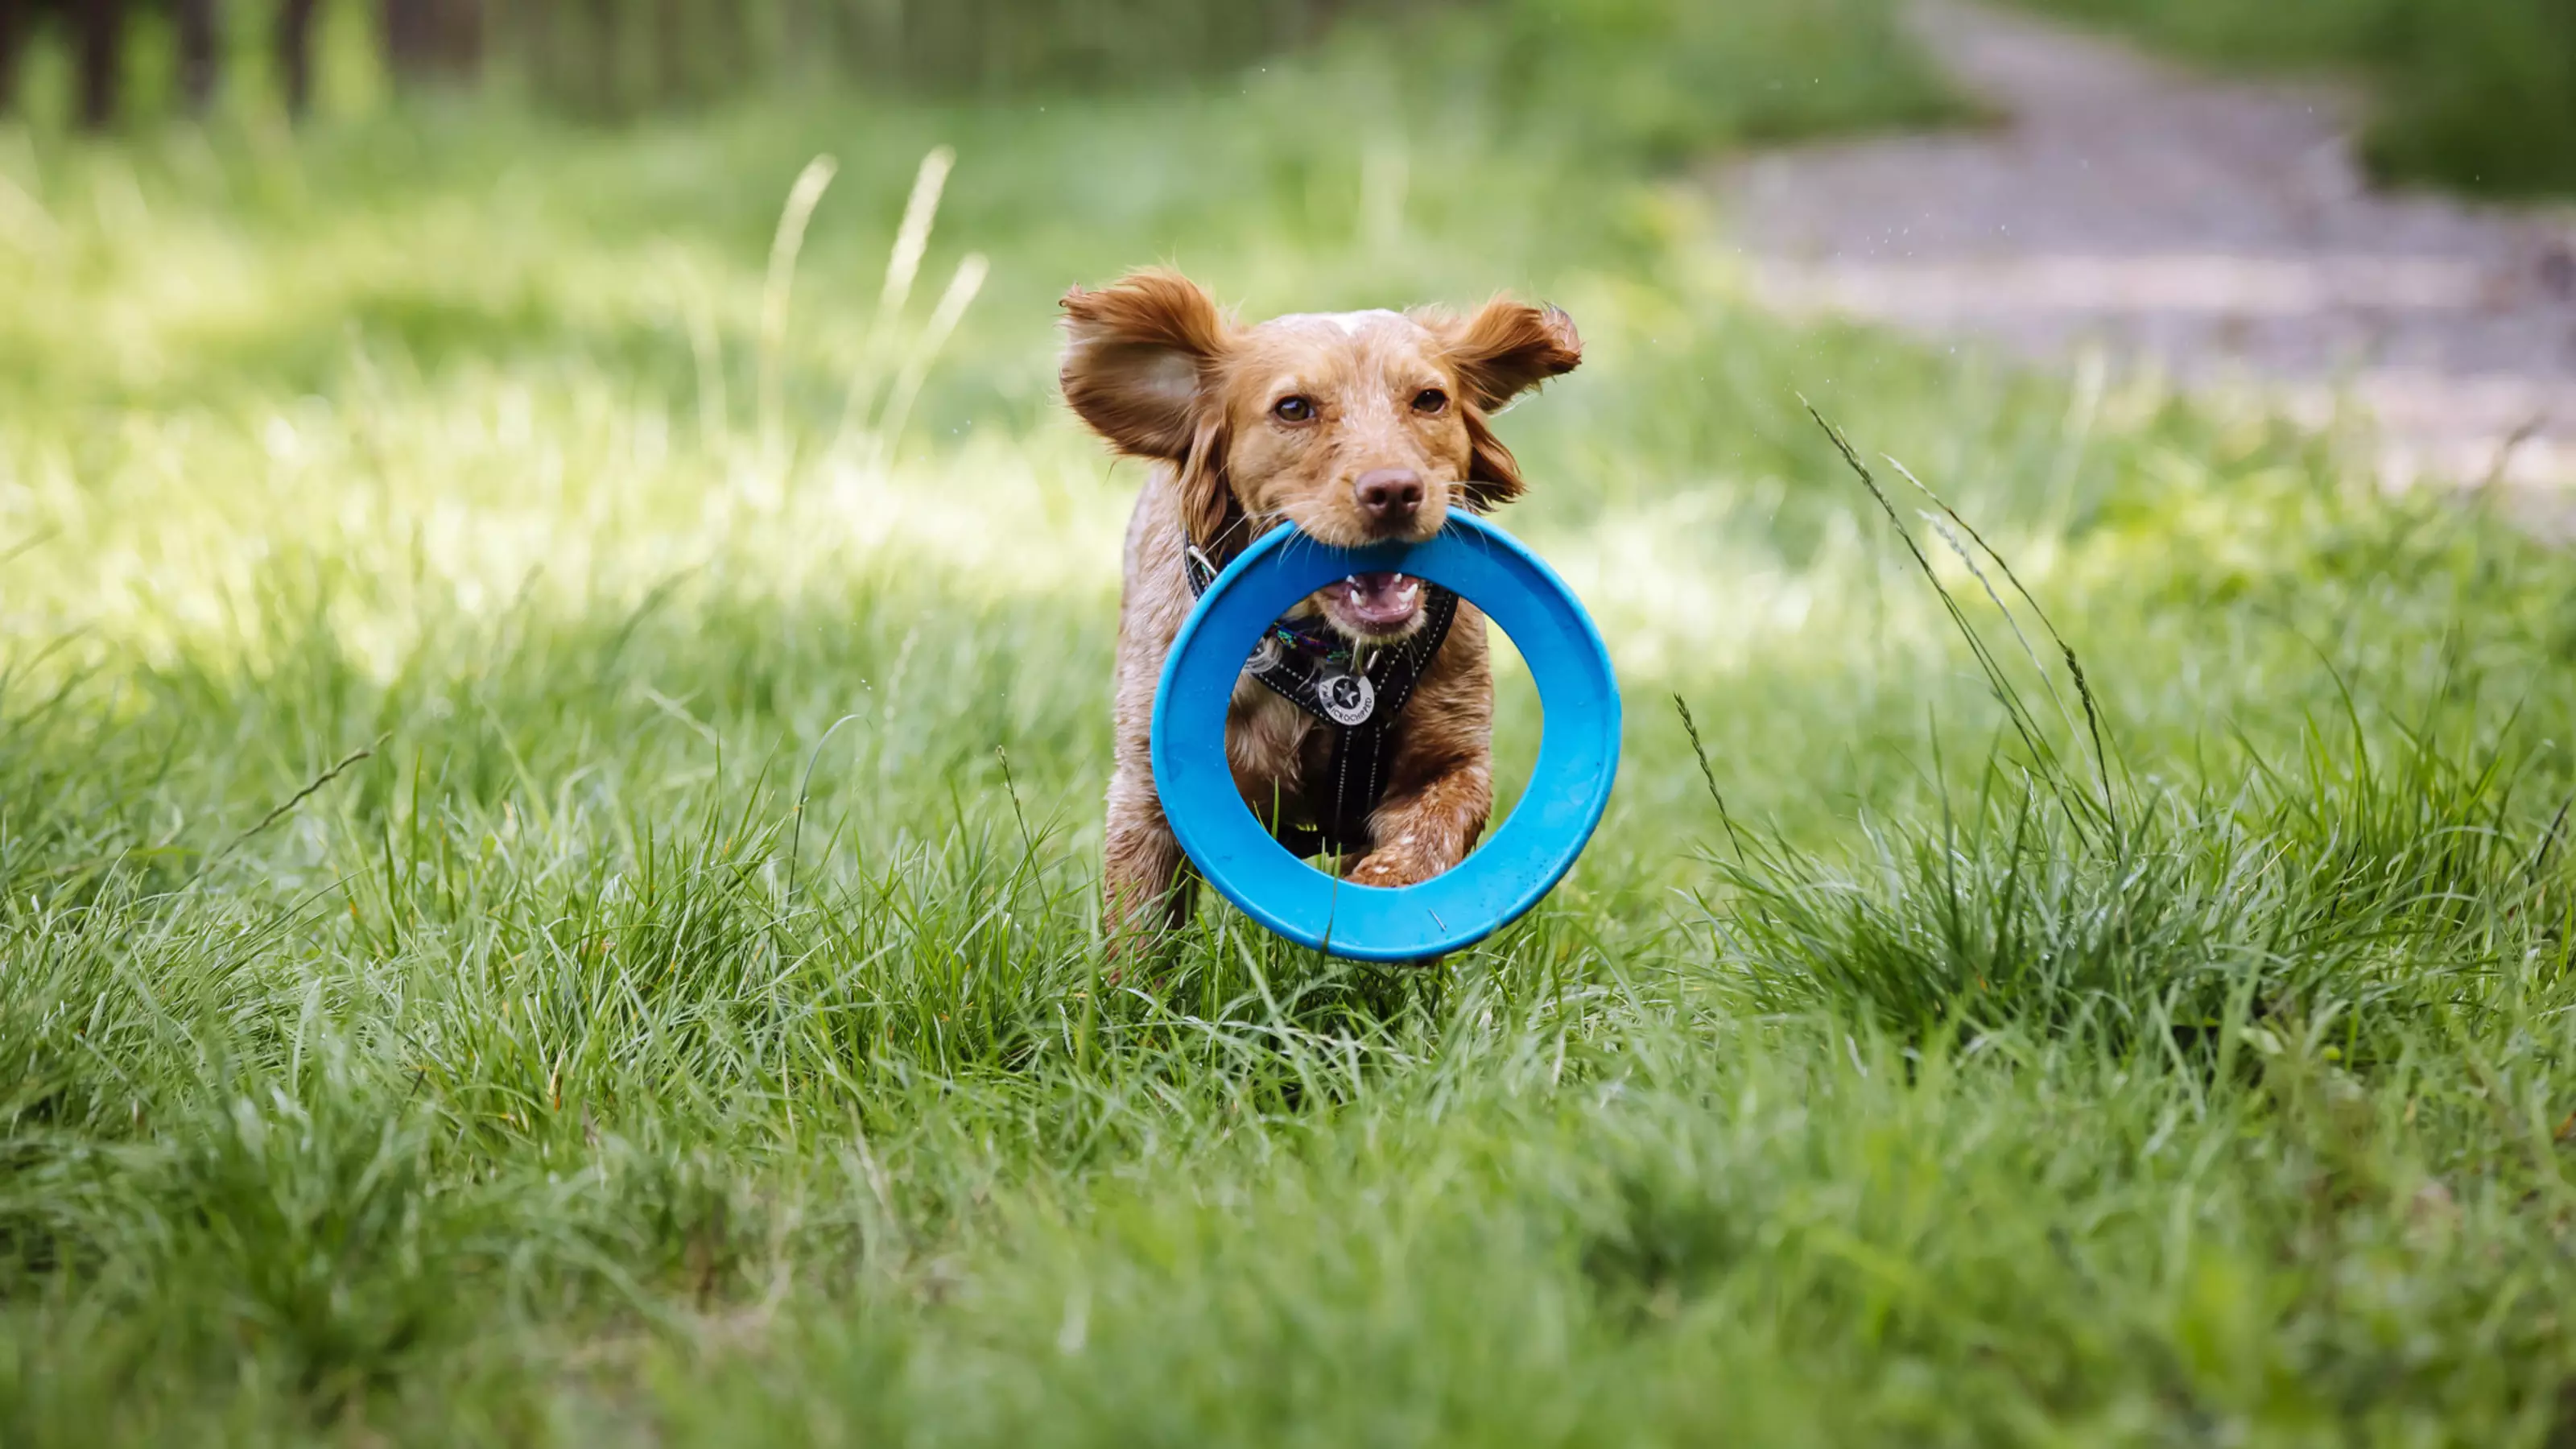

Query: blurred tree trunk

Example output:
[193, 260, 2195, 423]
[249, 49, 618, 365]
[0, 0, 26, 116]
[654, 0, 685, 101]
[437, 0, 485, 76]
[386, 0, 483, 85]
[650, 0, 742, 106]
[280, 0, 319, 114]
[74, 0, 125, 128]
[386, 0, 433, 77]
[175, 0, 218, 112]
[580, 0, 623, 114]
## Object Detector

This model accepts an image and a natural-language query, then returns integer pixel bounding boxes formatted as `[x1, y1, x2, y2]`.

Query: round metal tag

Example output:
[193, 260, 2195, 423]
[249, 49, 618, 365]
[1319, 670, 1376, 726]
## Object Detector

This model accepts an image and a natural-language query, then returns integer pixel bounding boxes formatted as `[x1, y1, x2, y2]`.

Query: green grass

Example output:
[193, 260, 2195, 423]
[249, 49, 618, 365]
[5, 2, 2576, 1443]
[2005, 0, 2576, 196]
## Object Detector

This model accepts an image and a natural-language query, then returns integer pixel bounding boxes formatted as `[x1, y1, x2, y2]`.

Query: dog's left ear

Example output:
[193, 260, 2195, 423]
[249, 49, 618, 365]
[1439, 298, 1582, 510]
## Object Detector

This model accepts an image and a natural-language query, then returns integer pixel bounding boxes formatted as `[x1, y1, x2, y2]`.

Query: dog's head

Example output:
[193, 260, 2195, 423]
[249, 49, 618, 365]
[1060, 268, 1581, 641]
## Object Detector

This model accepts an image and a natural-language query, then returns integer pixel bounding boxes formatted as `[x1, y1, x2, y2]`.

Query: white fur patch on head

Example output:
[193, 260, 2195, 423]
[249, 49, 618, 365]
[1264, 308, 1409, 336]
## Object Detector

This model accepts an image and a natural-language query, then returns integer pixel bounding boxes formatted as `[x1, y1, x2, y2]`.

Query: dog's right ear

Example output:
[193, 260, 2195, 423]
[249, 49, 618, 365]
[1059, 269, 1232, 460]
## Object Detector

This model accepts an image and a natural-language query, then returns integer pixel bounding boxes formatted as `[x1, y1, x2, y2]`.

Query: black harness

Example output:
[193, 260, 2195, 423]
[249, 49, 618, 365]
[1183, 539, 1458, 859]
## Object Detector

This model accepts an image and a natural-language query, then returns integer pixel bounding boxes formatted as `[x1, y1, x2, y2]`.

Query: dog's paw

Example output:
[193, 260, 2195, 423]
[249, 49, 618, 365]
[1347, 848, 1440, 889]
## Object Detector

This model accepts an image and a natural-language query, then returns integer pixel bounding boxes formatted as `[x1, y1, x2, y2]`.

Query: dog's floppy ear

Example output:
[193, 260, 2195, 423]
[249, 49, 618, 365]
[1059, 268, 1230, 456]
[1447, 297, 1583, 412]
[1440, 297, 1581, 510]
[1060, 268, 1236, 543]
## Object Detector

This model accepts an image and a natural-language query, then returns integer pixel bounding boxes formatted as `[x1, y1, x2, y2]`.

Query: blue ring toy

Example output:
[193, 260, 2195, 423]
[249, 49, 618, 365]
[1150, 514, 1621, 962]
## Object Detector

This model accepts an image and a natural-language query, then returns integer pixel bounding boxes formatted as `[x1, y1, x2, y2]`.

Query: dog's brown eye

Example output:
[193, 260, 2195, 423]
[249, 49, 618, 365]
[1273, 395, 1315, 423]
[1412, 388, 1449, 415]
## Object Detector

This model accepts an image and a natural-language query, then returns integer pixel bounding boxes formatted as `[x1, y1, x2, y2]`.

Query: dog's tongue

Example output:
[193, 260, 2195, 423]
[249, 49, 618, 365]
[1340, 571, 1420, 625]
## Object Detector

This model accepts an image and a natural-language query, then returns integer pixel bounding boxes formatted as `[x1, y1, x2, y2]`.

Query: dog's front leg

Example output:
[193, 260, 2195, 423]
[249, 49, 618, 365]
[1348, 613, 1495, 889]
[1100, 485, 1199, 959]
[1347, 754, 1493, 888]
[1102, 764, 1192, 951]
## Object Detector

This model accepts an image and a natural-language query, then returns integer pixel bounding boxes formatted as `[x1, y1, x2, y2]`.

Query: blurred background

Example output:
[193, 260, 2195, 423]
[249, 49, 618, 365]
[2, 0, 2569, 484]
[7, 0, 2571, 174]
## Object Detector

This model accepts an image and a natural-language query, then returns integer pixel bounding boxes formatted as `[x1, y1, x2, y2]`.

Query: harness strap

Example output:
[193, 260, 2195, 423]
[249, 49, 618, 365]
[1182, 536, 1455, 858]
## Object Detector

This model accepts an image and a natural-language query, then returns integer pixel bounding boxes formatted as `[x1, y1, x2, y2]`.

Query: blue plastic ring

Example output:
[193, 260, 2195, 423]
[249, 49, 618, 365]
[1150, 513, 1621, 961]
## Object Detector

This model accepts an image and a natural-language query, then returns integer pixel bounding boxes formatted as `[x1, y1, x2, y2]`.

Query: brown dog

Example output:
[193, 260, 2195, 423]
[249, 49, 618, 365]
[1059, 268, 1581, 952]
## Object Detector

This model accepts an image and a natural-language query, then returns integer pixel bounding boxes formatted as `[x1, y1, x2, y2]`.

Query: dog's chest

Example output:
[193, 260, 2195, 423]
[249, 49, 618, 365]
[1224, 675, 1361, 826]
[1225, 678, 1319, 788]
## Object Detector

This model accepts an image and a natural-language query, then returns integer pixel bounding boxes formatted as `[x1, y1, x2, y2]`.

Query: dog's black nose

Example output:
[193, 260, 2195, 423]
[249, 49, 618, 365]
[1355, 468, 1424, 522]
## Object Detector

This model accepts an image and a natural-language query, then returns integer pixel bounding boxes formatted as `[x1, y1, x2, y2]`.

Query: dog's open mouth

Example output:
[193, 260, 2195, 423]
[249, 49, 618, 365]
[1315, 571, 1424, 639]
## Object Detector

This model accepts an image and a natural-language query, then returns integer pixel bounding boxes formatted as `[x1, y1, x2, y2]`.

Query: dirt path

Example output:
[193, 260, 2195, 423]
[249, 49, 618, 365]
[1717, 0, 2576, 493]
